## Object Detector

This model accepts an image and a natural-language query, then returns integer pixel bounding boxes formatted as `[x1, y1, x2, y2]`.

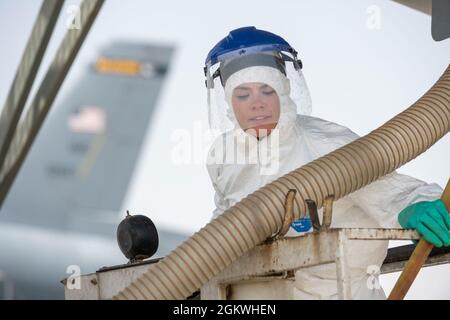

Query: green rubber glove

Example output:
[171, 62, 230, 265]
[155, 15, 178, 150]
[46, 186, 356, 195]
[398, 199, 450, 247]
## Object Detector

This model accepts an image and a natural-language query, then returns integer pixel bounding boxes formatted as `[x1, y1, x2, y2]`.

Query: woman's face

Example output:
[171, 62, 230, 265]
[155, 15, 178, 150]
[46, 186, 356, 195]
[231, 82, 280, 138]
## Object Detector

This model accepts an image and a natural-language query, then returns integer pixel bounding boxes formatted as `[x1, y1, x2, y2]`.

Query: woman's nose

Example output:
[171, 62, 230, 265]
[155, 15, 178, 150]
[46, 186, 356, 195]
[250, 95, 265, 110]
[251, 103, 265, 111]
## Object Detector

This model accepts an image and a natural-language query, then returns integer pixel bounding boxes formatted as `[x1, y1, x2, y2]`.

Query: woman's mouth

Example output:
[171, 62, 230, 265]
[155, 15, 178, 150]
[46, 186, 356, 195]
[249, 115, 271, 121]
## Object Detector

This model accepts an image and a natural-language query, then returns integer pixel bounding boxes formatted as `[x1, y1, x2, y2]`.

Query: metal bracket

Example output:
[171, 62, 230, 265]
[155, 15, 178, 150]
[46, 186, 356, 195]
[306, 195, 335, 232]
[266, 192, 335, 243]
[265, 189, 296, 242]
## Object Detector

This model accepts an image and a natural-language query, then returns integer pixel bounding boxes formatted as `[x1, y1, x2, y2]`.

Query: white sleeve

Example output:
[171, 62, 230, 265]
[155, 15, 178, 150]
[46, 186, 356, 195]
[206, 162, 229, 221]
[211, 188, 228, 220]
[307, 118, 444, 229]
[347, 172, 443, 228]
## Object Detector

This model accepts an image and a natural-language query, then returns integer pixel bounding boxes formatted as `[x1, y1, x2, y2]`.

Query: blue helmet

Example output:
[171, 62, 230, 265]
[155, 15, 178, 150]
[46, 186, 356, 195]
[204, 26, 302, 88]
[206, 26, 297, 65]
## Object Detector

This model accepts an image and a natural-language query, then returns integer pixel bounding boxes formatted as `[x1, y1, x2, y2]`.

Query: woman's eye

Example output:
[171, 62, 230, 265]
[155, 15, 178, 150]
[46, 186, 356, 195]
[263, 90, 275, 96]
[236, 94, 249, 100]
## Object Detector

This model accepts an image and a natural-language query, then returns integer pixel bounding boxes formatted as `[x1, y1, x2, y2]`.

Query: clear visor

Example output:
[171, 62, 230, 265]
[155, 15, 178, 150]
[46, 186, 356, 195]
[205, 50, 312, 134]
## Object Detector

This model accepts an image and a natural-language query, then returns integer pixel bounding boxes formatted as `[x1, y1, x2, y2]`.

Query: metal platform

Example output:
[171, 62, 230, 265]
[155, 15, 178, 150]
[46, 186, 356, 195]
[63, 227, 450, 300]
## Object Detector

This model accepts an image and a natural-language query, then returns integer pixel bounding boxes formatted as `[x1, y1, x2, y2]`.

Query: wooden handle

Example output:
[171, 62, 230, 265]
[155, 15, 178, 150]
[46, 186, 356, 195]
[388, 179, 450, 300]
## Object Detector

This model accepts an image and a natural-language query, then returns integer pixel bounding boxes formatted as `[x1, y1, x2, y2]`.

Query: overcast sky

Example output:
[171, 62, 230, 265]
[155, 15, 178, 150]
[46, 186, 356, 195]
[0, 0, 448, 299]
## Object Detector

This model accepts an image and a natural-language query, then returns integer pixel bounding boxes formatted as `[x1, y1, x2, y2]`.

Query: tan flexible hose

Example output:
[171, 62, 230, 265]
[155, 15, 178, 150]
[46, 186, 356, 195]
[114, 66, 450, 300]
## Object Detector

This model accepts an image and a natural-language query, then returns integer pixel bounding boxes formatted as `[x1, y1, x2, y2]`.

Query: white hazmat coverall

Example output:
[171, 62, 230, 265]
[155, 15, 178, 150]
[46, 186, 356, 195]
[206, 66, 443, 299]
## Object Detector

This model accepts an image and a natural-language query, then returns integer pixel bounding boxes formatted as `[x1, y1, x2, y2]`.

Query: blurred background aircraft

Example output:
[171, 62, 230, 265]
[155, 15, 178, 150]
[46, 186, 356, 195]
[0, 41, 190, 298]
[0, 0, 448, 299]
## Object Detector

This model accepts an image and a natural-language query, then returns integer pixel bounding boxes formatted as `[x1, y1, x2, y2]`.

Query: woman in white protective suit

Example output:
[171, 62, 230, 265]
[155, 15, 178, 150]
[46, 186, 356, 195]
[204, 26, 450, 299]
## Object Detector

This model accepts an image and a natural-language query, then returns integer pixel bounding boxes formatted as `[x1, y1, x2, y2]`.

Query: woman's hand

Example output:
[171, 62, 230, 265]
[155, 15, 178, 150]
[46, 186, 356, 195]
[398, 199, 450, 247]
